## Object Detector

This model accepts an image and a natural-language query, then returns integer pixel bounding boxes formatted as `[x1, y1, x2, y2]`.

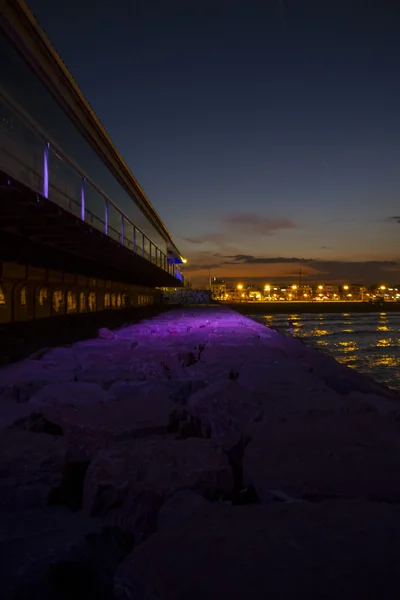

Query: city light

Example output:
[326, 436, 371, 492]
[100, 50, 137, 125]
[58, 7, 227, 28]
[210, 281, 399, 304]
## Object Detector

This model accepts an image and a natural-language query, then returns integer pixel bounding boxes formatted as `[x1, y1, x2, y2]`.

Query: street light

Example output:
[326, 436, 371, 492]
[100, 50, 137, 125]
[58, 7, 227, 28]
[264, 285, 270, 291]
[343, 285, 349, 290]
[237, 284, 243, 290]
[380, 285, 386, 290]
[318, 285, 323, 290]
[292, 285, 297, 290]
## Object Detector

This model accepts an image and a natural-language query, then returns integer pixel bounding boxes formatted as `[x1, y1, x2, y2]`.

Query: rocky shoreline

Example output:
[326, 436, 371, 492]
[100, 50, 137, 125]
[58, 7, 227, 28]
[1, 306, 400, 599]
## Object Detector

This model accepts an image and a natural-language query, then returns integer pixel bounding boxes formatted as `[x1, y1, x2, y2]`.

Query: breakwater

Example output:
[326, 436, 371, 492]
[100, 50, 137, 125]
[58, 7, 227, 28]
[1, 306, 400, 598]
[228, 301, 400, 314]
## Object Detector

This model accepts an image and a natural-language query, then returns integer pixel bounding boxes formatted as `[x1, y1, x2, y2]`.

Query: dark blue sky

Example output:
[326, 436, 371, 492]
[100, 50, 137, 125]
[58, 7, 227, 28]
[28, 0, 400, 283]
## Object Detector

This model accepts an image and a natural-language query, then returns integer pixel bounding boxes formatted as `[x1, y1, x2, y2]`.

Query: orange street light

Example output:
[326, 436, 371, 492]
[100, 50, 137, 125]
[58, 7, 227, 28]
[318, 285, 323, 290]
[343, 285, 349, 290]
[237, 284, 243, 290]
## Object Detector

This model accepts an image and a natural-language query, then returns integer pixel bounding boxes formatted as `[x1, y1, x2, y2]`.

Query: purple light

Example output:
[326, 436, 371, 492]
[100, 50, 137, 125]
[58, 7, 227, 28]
[105, 200, 108, 235]
[81, 177, 86, 220]
[43, 142, 49, 198]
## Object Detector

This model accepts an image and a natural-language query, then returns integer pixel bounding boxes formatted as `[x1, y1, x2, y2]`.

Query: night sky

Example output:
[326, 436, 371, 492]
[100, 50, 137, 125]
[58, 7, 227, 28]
[28, 0, 400, 285]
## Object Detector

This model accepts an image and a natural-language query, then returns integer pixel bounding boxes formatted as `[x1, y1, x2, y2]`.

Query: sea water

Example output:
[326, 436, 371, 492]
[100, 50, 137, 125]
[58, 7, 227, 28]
[250, 312, 400, 391]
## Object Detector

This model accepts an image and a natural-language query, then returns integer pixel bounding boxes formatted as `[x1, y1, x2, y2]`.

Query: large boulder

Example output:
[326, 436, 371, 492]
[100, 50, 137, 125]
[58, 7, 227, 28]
[28, 382, 115, 408]
[236, 355, 328, 396]
[185, 378, 382, 445]
[83, 437, 233, 537]
[32, 346, 80, 371]
[0, 401, 38, 430]
[156, 490, 209, 532]
[114, 500, 400, 600]
[0, 506, 132, 600]
[41, 386, 180, 462]
[187, 379, 264, 439]
[98, 327, 115, 340]
[0, 429, 66, 507]
[243, 414, 400, 503]
[0, 360, 75, 403]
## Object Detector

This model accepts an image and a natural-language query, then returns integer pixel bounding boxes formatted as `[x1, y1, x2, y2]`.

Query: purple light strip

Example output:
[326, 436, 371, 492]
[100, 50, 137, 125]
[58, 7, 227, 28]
[81, 177, 86, 220]
[105, 200, 108, 235]
[43, 142, 49, 198]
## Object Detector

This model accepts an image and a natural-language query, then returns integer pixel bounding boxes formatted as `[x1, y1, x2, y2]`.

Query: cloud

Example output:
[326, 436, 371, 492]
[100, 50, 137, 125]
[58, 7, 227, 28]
[183, 253, 400, 286]
[181, 213, 298, 247]
[223, 255, 313, 265]
[223, 213, 297, 235]
[389, 216, 400, 224]
[182, 233, 226, 245]
[182, 262, 221, 272]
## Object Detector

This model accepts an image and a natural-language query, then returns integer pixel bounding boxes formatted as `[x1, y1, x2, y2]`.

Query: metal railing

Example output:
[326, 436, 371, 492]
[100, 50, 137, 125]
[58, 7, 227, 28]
[0, 91, 183, 283]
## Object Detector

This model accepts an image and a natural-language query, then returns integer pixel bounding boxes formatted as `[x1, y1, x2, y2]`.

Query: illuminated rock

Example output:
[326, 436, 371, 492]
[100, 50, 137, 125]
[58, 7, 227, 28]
[28, 381, 115, 408]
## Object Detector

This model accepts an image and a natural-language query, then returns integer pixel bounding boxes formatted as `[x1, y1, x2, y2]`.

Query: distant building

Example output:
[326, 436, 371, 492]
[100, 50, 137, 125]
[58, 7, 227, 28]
[210, 278, 227, 300]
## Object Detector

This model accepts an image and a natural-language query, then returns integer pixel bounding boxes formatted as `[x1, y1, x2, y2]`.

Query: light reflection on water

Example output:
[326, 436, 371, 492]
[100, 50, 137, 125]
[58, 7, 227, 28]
[251, 312, 400, 391]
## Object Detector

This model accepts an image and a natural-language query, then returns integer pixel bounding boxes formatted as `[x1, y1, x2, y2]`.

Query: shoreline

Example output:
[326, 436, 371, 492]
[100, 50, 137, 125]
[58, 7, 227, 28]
[226, 301, 400, 314]
[1, 306, 400, 598]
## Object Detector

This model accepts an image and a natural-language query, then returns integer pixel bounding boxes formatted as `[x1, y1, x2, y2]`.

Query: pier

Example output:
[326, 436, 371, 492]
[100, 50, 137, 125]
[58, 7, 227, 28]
[1, 306, 400, 598]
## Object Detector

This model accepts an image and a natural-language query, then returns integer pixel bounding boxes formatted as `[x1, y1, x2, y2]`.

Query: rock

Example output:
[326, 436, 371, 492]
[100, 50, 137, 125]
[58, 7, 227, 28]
[72, 341, 134, 370]
[33, 346, 80, 370]
[41, 389, 181, 462]
[0, 429, 66, 507]
[0, 506, 132, 600]
[347, 391, 400, 416]
[108, 380, 170, 402]
[237, 356, 328, 395]
[298, 345, 398, 400]
[243, 414, 400, 503]
[0, 360, 75, 402]
[114, 500, 400, 600]
[28, 382, 115, 408]
[157, 490, 209, 532]
[98, 328, 115, 340]
[187, 380, 264, 439]
[74, 367, 140, 386]
[83, 437, 233, 537]
[0, 401, 38, 429]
